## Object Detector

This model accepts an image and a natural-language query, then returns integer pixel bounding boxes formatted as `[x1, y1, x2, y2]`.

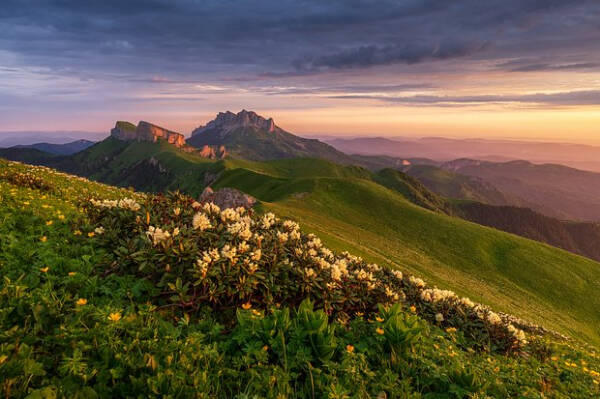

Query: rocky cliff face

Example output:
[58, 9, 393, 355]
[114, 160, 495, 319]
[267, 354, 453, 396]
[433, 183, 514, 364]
[191, 110, 278, 138]
[111, 121, 186, 148]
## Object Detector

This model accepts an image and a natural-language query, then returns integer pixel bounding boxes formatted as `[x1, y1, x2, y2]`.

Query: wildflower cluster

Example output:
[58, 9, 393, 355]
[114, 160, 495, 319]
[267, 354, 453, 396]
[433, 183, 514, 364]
[0, 169, 53, 191]
[87, 191, 530, 352]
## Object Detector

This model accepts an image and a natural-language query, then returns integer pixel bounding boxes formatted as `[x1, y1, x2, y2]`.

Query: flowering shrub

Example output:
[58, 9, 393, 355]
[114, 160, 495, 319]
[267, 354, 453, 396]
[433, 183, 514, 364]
[85, 191, 528, 353]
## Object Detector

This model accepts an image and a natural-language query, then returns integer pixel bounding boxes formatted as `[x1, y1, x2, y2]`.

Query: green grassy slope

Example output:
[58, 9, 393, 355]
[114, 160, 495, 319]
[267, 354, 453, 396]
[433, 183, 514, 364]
[3, 141, 600, 344]
[213, 159, 600, 344]
[62, 138, 221, 196]
[3, 159, 600, 397]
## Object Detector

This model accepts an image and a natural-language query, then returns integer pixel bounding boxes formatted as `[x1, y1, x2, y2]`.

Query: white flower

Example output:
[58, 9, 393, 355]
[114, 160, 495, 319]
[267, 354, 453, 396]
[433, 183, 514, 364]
[487, 312, 502, 325]
[203, 202, 221, 214]
[508, 325, 527, 343]
[146, 226, 171, 246]
[192, 212, 212, 231]
[408, 276, 426, 288]
[435, 313, 444, 322]
[118, 198, 141, 211]
[227, 220, 252, 240]
[330, 265, 342, 281]
[391, 270, 403, 281]
[250, 249, 262, 261]
[283, 220, 300, 232]
[94, 226, 105, 234]
[277, 231, 289, 244]
[221, 245, 237, 261]
[221, 208, 240, 223]
[261, 213, 277, 229]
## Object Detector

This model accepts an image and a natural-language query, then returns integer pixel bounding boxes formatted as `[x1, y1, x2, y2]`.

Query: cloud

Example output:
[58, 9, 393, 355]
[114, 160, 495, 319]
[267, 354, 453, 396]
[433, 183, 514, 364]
[331, 90, 600, 106]
[1, 0, 598, 80]
[295, 41, 490, 71]
[496, 59, 600, 72]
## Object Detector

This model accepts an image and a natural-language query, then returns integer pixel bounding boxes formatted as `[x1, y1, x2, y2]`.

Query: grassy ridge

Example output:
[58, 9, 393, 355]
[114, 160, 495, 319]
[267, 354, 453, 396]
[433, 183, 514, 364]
[214, 158, 600, 344]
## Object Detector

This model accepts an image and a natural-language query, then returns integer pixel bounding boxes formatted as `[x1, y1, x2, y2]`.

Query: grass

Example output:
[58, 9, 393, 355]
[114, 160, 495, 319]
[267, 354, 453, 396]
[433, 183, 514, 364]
[2, 158, 600, 397]
[213, 158, 600, 345]
[9, 140, 600, 346]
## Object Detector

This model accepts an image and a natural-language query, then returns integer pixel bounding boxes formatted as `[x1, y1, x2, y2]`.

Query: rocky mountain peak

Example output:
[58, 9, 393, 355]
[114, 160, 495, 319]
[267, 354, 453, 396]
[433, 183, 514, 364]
[111, 121, 186, 148]
[191, 110, 277, 137]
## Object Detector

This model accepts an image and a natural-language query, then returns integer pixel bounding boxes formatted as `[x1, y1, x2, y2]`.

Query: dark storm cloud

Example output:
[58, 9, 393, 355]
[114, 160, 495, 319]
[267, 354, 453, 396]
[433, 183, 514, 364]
[332, 90, 600, 106]
[0, 0, 599, 80]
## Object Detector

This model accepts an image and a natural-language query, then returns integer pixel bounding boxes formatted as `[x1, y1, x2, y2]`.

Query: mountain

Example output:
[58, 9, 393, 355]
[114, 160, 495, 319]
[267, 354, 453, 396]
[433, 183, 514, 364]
[443, 159, 600, 221]
[187, 110, 352, 163]
[326, 136, 600, 172]
[111, 120, 187, 148]
[401, 164, 518, 206]
[454, 201, 600, 262]
[12, 139, 95, 155]
[0, 131, 106, 146]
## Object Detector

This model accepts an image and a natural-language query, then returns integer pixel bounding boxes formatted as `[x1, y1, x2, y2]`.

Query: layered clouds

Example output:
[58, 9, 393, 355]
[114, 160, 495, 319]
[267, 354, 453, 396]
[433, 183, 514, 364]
[1, 0, 600, 137]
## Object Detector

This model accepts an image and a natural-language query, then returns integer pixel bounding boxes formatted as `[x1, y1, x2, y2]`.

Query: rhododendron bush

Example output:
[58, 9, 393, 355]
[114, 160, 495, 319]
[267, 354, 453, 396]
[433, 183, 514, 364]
[85, 191, 529, 353]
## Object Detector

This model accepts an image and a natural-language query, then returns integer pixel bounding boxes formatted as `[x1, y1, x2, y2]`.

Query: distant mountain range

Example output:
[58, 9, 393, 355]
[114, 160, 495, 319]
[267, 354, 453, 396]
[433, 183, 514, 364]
[438, 159, 600, 221]
[326, 136, 600, 172]
[0, 131, 104, 147]
[11, 139, 95, 155]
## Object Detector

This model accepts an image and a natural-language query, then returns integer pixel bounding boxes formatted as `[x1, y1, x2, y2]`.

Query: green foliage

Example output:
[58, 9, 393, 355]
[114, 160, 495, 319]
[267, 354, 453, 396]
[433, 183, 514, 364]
[1, 159, 600, 398]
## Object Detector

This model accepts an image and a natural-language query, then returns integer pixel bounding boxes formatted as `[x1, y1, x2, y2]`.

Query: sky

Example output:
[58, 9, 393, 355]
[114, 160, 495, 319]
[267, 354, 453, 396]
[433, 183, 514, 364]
[1, 0, 600, 142]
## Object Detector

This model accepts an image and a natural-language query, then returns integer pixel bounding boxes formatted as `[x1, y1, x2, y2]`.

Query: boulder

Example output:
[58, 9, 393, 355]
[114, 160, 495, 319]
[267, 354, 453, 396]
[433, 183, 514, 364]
[199, 186, 256, 210]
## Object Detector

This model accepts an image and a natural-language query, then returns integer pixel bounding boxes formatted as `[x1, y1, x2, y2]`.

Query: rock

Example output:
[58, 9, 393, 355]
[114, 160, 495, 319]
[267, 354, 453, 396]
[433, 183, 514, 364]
[199, 186, 256, 210]
[191, 109, 279, 138]
[110, 121, 186, 148]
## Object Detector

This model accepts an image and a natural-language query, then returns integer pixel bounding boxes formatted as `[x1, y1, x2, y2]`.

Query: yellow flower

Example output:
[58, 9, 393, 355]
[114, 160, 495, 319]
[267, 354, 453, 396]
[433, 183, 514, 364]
[40, 236, 47, 242]
[46, 220, 53, 226]
[446, 327, 457, 333]
[375, 317, 384, 323]
[346, 345, 355, 353]
[173, 207, 181, 216]
[40, 267, 49, 273]
[68, 272, 76, 276]
[262, 345, 269, 351]
[74, 230, 82, 235]
[58, 214, 65, 220]
[356, 312, 364, 317]
[251, 309, 262, 316]
[375, 327, 384, 335]
[87, 232, 95, 237]
[409, 305, 416, 313]
[76, 298, 87, 306]
[242, 302, 252, 310]
[108, 312, 122, 322]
